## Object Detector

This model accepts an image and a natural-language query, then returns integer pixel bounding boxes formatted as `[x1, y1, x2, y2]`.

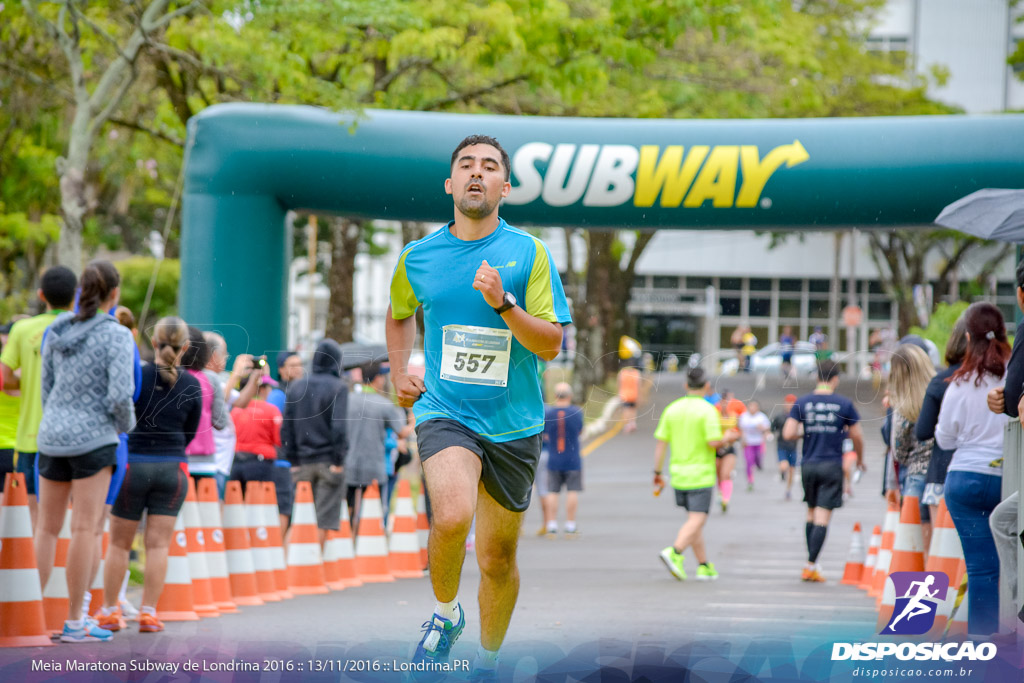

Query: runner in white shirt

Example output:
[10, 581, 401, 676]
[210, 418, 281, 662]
[738, 400, 771, 491]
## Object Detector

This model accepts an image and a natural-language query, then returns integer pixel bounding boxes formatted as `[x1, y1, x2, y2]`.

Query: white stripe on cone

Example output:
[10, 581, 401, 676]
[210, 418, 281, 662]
[0, 507, 32, 538]
[354, 534, 388, 557]
[287, 543, 323, 567]
[291, 503, 317, 527]
[0, 568, 44, 602]
[43, 567, 69, 599]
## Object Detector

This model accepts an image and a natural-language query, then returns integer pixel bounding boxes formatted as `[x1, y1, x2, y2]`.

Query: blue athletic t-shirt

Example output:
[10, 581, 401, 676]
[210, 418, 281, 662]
[390, 219, 572, 442]
[544, 405, 584, 471]
[788, 392, 859, 463]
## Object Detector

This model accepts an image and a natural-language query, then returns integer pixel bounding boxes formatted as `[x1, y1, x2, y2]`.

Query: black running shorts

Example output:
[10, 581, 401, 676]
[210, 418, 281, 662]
[112, 460, 189, 520]
[801, 460, 844, 510]
[416, 418, 541, 513]
[38, 444, 117, 482]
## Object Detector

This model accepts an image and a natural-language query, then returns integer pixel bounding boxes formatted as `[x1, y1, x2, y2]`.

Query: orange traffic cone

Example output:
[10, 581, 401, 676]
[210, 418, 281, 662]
[0, 473, 53, 647]
[869, 501, 900, 598]
[261, 481, 293, 599]
[286, 481, 329, 595]
[926, 501, 966, 637]
[41, 503, 72, 634]
[222, 480, 264, 607]
[883, 495, 926, 602]
[87, 516, 109, 617]
[245, 481, 281, 602]
[322, 528, 346, 591]
[389, 480, 423, 579]
[336, 501, 362, 589]
[840, 522, 865, 586]
[154, 512, 200, 621]
[859, 525, 882, 591]
[182, 478, 219, 617]
[416, 486, 429, 570]
[354, 481, 395, 583]
[196, 478, 238, 613]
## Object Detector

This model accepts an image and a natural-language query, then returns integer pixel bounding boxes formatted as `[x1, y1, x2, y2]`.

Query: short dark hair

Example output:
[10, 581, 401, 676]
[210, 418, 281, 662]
[40, 266, 77, 309]
[277, 350, 298, 369]
[450, 135, 510, 181]
[817, 360, 841, 382]
[361, 361, 382, 384]
[1016, 258, 1024, 291]
[179, 326, 210, 371]
[686, 367, 707, 389]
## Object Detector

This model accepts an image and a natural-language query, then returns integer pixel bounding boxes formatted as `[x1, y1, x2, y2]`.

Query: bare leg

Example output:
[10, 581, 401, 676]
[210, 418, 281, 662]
[66, 469, 112, 620]
[672, 512, 708, 555]
[104, 516, 139, 608]
[474, 483, 524, 651]
[921, 522, 932, 559]
[34, 477, 72, 593]
[543, 493, 559, 529]
[566, 492, 578, 524]
[140, 514, 177, 608]
[422, 447, 480, 602]
[689, 524, 708, 565]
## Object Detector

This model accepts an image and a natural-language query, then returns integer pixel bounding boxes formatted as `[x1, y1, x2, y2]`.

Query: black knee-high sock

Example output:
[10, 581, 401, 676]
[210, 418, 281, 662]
[808, 524, 829, 563]
[805, 521, 814, 553]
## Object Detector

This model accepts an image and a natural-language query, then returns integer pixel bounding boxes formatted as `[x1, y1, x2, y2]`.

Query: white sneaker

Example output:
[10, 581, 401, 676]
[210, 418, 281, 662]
[119, 599, 140, 620]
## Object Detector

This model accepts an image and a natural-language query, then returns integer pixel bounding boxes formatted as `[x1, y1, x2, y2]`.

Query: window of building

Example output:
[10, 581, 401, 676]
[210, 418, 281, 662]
[633, 275, 647, 288]
[808, 279, 831, 293]
[749, 298, 771, 317]
[652, 275, 679, 289]
[720, 297, 741, 316]
[996, 281, 1016, 297]
[778, 298, 801, 318]
[687, 276, 713, 290]
[868, 300, 892, 320]
[779, 278, 802, 292]
[808, 299, 830, 319]
[749, 278, 771, 291]
[720, 277, 742, 291]
[868, 280, 886, 295]
[866, 35, 909, 68]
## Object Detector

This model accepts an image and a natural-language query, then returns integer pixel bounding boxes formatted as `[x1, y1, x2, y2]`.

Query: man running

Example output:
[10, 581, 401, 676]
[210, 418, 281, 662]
[782, 361, 864, 583]
[771, 394, 799, 500]
[654, 368, 739, 581]
[386, 134, 571, 680]
[886, 574, 939, 632]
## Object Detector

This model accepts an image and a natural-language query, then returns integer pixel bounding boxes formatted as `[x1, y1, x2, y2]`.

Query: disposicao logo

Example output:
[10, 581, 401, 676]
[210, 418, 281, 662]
[882, 571, 948, 635]
[831, 572, 997, 663]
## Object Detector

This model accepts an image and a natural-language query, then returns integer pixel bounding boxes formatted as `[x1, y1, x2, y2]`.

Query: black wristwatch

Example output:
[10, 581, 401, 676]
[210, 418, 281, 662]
[494, 291, 517, 315]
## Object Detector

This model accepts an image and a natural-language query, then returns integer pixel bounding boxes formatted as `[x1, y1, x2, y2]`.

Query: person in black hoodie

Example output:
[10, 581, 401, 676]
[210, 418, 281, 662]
[282, 338, 348, 545]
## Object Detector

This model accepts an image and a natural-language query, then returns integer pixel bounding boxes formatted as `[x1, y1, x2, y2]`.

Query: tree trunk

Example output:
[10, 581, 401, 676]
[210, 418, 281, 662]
[325, 217, 362, 343]
[56, 109, 92, 272]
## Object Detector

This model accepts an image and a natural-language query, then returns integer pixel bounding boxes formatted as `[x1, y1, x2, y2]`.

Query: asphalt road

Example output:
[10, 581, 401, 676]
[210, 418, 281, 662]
[1, 371, 902, 680]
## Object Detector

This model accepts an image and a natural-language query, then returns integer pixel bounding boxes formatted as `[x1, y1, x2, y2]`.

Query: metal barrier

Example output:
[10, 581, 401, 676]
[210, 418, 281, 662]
[1000, 420, 1023, 632]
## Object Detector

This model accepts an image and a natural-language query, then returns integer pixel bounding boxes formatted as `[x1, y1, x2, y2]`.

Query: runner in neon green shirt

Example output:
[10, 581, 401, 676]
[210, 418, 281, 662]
[653, 367, 739, 582]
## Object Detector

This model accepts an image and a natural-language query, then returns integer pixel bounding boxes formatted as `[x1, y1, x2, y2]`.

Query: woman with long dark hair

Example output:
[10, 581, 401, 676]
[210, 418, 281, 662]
[34, 260, 136, 642]
[935, 302, 1010, 636]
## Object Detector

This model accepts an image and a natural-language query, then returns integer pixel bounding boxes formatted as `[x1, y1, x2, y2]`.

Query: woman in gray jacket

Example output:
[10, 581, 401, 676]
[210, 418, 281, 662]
[34, 260, 136, 643]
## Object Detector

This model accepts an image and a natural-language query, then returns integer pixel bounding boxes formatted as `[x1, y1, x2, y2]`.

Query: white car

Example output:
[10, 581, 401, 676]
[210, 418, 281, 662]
[720, 341, 820, 377]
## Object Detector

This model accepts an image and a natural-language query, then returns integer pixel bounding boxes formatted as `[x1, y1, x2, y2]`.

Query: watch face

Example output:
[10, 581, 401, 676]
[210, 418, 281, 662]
[506, 292, 517, 306]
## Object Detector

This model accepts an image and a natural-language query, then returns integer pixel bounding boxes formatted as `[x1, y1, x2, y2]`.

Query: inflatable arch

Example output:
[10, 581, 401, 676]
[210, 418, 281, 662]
[181, 103, 1024, 355]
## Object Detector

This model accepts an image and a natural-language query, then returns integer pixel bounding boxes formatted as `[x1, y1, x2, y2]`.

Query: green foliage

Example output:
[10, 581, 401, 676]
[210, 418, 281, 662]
[909, 301, 969, 358]
[115, 257, 180, 325]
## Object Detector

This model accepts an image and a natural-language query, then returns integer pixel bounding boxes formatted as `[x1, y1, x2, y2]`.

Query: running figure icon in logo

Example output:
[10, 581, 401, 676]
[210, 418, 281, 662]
[883, 572, 950, 635]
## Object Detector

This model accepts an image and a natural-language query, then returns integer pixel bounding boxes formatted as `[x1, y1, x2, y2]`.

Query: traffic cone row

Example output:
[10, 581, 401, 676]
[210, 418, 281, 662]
[0, 473, 430, 647]
[875, 496, 925, 631]
[41, 504, 72, 634]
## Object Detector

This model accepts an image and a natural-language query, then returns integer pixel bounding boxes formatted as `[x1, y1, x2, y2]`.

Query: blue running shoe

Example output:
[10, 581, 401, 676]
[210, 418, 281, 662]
[467, 666, 498, 682]
[60, 621, 113, 643]
[411, 605, 465, 682]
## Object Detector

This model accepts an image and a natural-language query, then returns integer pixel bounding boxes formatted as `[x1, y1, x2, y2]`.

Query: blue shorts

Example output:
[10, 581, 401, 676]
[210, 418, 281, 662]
[777, 448, 797, 467]
[15, 451, 38, 496]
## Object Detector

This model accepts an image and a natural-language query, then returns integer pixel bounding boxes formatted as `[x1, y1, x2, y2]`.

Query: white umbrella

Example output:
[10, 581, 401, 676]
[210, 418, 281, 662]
[934, 188, 1024, 242]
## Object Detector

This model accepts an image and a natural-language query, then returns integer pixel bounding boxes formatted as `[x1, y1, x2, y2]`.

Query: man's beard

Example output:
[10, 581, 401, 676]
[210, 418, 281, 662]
[455, 193, 499, 219]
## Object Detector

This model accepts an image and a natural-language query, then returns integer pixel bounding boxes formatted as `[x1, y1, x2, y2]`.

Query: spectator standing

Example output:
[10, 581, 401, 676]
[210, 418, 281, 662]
[98, 316, 201, 635]
[935, 302, 1010, 636]
[887, 343, 936, 549]
[0, 266, 77, 526]
[182, 327, 229, 487]
[282, 339, 349, 546]
[268, 350, 303, 414]
[35, 261, 135, 642]
[344, 362, 411, 536]
[543, 382, 585, 537]
[229, 375, 285, 525]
